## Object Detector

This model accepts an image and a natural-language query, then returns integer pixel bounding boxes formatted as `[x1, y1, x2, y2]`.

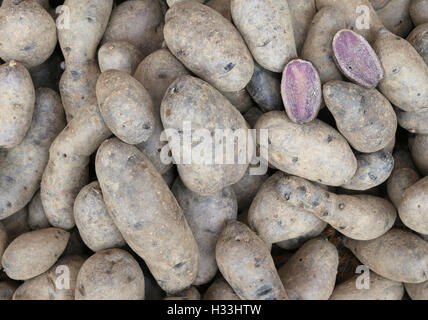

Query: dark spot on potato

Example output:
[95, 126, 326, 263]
[327, 135, 333, 143]
[86, 17, 94, 23]
[78, 285, 85, 296]
[6, 202, 11, 208]
[368, 173, 377, 181]
[256, 284, 272, 297]
[283, 192, 290, 201]
[71, 71, 81, 79]
[173, 262, 185, 269]
[157, 73, 167, 79]
[322, 211, 329, 217]
[142, 123, 151, 130]
[65, 47, 71, 53]
[339, 226, 346, 230]
[292, 157, 298, 163]
[338, 203, 345, 210]
[224, 62, 236, 72]
[312, 200, 320, 207]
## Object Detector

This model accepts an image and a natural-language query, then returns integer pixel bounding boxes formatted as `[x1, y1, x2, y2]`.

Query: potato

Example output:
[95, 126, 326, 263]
[167, 0, 205, 7]
[172, 178, 237, 285]
[341, 151, 394, 191]
[161, 75, 253, 195]
[75, 249, 145, 300]
[396, 108, 428, 134]
[281, 59, 322, 124]
[95, 138, 199, 293]
[278, 238, 338, 300]
[330, 271, 404, 300]
[206, 0, 231, 21]
[344, 229, 428, 283]
[0, 88, 65, 219]
[409, 134, 428, 175]
[275, 222, 327, 251]
[0, 61, 35, 149]
[407, 23, 428, 65]
[254, 111, 357, 186]
[0, 281, 19, 300]
[103, 0, 164, 59]
[232, 167, 268, 213]
[231, 0, 297, 73]
[221, 89, 254, 114]
[98, 41, 142, 74]
[2, 228, 69, 280]
[387, 168, 420, 208]
[248, 172, 327, 244]
[277, 175, 396, 240]
[374, 0, 413, 38]
[28, 190, 51, 230]
[164, 286, 200, 300]
[244, 107, 263, 128]
[246, 62, 283, 112]
[324, 81, 396, 153]
[74, 181, 125, 252]
[287, 0, 316, 54]
[164, 1, 254, 92]
[0, 222, 7, 265]
[301, 7, 346, 84]
[405, 280, 428, 300]
[216, 221, 288, 300]
[13, 255, 85, 300]
[0, 0, 56, 68]
[410, 0, 428, 26]
[203, 276, 240, 300]
[1, 208, 29, 241]
[41, 103, 111, 230]
[373, 28, 428, 112]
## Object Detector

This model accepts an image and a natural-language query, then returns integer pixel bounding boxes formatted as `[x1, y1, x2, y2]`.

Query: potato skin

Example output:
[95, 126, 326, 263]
[203, 276, 240, 300]
[164, 286, 201, 300]
[161, 75, 253, 195]
[405, 280, 428, 300]
[216, 221, 288, 300]
[407, 23, 428, 65]
[387, 167, 420, 208]
[74, 181, 125, 252]
[0, 88, 65, 219]
[0, 222, 7, 265]
[221, 89, 254, 114]
[254, 111, 357, 186]
[409, 134, 428, 175]
[75, 249, 145, 300]
[410, 0, 428, 26]
[330, 271, 404, 300]
[0, 61, 35, 149]
[344, 229, 428, 283]
[278, 238, 338, 300]
[397, 108, 428, 134]
[95, 138, 199, 293]
[28, 190, 51, 230]
[98, 41, 142, 74]
[287, 0, 316, 54]
[2, 228, 70, 280]
[375, 0, 413, 38]
[168, 0, 205, 6]
[1, 208, 29, 241]
[13, 255, 85, 300]
[206, 0, 231, 21]
[0, 281, 19, 300]
[276, 222, 327, 251]
[164, 1, 254, 92]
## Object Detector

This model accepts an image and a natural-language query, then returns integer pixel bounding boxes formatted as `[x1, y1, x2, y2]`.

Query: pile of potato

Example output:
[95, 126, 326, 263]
[0, 0, 427, 300]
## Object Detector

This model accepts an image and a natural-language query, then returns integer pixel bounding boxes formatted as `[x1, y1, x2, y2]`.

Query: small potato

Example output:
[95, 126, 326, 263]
[396, 108, 428, 134]
[98, 41, 142, 74]
[254, 111, 357, 186]
[387, 167, 420, 208]
[373, 28, 428, 112]
[410, 0, 428, 26]
[407, 22, 428, 65]
[28, 190, 51, 230]
[216, 221, 288, 300]
[248, 172, 327, 244]
[172, 179, 237, 285]
[206, 0, 231, 21]
[0, 222, 7, 264]
[164, 1, 254, 92]
[278, 238, 338, 300]
[344, 229, 428, 283]
[96, 139, 199, 293]
[1, 208, 30, 241]
[74, 181, 125, 252]
[0, 281, 19, 300]
[203, 276, 240, 300]
[75, 249, 145, 300]
[13, 255, 85, 300]
[164, 286, 200, 300]
[96, 70, 155, 145]
[374, 0, 413, 38]
[275, 223, 327, 251]
[287, 0, 316, 54]
[330, 271, 404, 300]
[409, 134, 428, 175]
[103, 0, 164, 59]
[405, 280, 428, 300]
[0, 61, 35, 149]
[231, 0, 297, 73]
[0, 0, 57, 68]
[221, 89, 254, 114]
[277, 175, 397, 240]
[324, 81, 397, 153]
[2, 228, 69, 280]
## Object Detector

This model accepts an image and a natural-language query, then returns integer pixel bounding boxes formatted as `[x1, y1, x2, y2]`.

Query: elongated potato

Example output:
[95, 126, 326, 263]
[248, 172, 327, 244]
[287, 0, 316, 54]
[96, 139, 199, 293]
[164, 286, 200, 300]
[75, 249, 145, 300]
[28, 190, 51, 230]
[0, 88, 65, 219]
[74, 181, 125, 252]
[407, 23, 428, 65]
[278, 175, 396, 240]
[344, 229, 428, 283]
[206, 0, 231, 21]
[324, 81, 397, 153]
[1, 208, 29, 241]
[254, 111, 357, 186]
[0, 61, 35, 149]
[216, 221, 288, 300]
[0, 281, 19, 300]
[164, 1, 254, 92]
[13, 255, 85, 300]
[405, 280, 428, 300]
[98, 41, 142, 74]
[410, 0, 428, 26]
[374, 0, 413, 37]
[330, 271, 404, 300]
[203, 276, 240, 300]
[409, 134, 428, 175]
[2, 228, 69, 280]
[373, 28, 428, 112]
[278, 238, 338, 300]
[161, 75, 253, 195]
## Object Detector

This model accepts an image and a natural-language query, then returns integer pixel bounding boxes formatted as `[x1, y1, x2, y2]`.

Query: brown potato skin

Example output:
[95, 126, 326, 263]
[287, 0, 316, 54]
[0, 281, 19, 300]
[0, 61, 35, 149]
[330, 271, 404, 300]
[397, 108, 428, 134]
[405, 280, 428, 300]
[221, 89, 254, 114]
[410, 0, 428, 26]
[1, 228, 69, 280]
[254, 111, 357, 186]
[278, 238, 338, 300]
[0, 88, 65, 219]
[276, 222, 327, 251]
[28, 190, 51, 230]
[407, 22, 428, 65]
[375, 0, 413, 38]
[409, 134, 428, 175]
[203, 276, 240, 300]
[164, 286, 201, 300]
[98, 41, 142, 74]
[164, 1, 254, 92]
[95, 138, 199, 294]
[216, 221, 288, 300]
[168, 0, 205, 6]
[206, 0, 231, 21]
[387, 168, 420, 208]
[75, 249, 145, 300]
[344, 229, 428, 283]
